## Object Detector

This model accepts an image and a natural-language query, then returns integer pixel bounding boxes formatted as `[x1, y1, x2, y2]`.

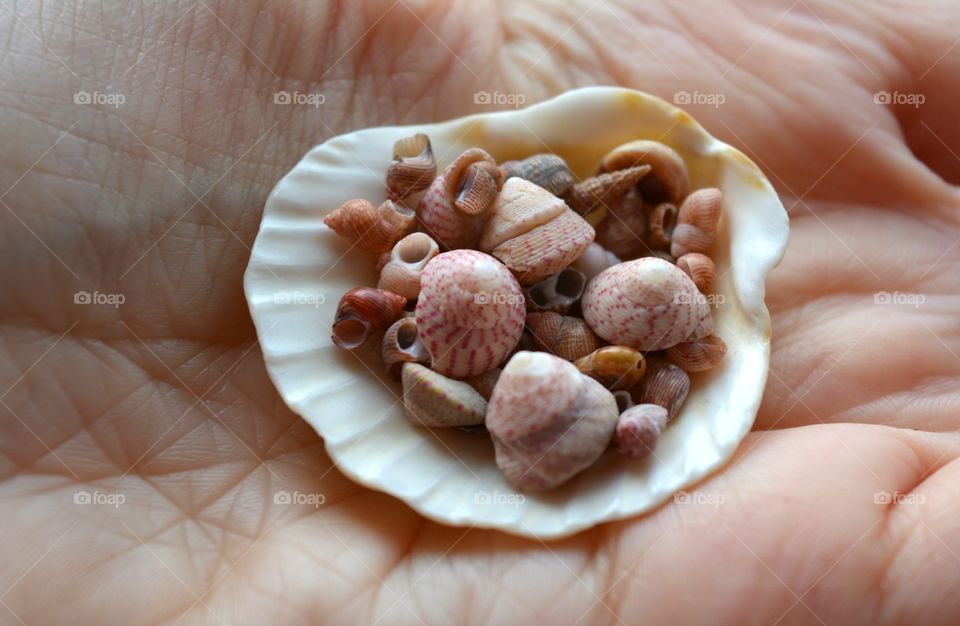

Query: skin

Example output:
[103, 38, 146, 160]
[1, 0, 959, 623]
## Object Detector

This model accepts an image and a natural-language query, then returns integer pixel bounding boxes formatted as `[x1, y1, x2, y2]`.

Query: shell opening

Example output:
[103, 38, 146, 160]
[396, 321, 419, 350]
[333, 319, 370, 349]
[397, 235, 434, 264]
[555, 269, 586, 300]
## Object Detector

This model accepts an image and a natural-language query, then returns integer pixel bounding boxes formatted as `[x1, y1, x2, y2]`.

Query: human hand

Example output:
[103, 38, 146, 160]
[2, 1, 959, 623]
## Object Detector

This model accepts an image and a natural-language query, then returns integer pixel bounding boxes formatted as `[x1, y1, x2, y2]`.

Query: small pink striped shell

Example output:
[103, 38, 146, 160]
[581, 257, 713, 351]
[415, 250, 525, 378]
[486, 351, 619, 491]
[417, 148, 501, 250]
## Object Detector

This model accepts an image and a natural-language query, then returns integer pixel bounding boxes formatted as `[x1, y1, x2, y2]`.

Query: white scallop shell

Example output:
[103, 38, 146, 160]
[243, 87, 789, 539]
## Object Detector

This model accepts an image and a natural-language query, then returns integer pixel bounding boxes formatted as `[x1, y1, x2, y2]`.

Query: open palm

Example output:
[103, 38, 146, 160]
[2, 0, 959, 623]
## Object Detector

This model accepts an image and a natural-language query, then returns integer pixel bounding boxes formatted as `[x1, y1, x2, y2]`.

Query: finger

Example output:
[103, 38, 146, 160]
[223, 424, 960, 624]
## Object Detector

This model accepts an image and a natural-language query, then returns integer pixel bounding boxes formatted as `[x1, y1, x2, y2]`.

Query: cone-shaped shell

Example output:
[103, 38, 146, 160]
[332, 287, 407, 350]
[415, 250, 525, 378]
[581, 257, 712, 351]
[613, 404, 668, 461]
[491, 208, 595, 286]
[324, 199, 415, 253]
[402, 363, 487, 427]
[478, 178, 566, 252]
[525, 312, 602, 362]
[564, 165, 650, 215]
[599, 140, 690, 205]
[418, 148, 501, 249]
[378, 232, 440, 299]
[486, 351, 619, 491]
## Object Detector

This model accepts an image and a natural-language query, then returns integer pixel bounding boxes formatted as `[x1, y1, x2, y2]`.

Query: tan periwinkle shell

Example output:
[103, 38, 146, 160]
[594, 188, 648, 259]
[332, 287, 407, 350]
[575, 346, 646, 391]
[524, 268, 587, 314]
[386, 133, 437, 200]
[402, 363, 487, 427]
[571, 242, 621, 282]
[599, 140, 690, 205]
[418, 148, 503, 249]
[501, 153, 575, 196]
[415, 250, 525, 378]
[564, 165, 650, 215]
[382, 317, 429, 378]
[486, 351, 619, 491]
[676, 252, 716, 293]
[613, 404, 668, 461]
[479, 177, 595, 285]
[324, 198, 415, 253]
[645, 202, 677, 251]
[634, 357, 690, 420]
[246, 87, 789, 538]
[582, 257, 713, 351]
[666, 334, 727, 372]
[671, 188, 722, 258]
[378, 232, 440, 299]
[525, 312, 602, 362]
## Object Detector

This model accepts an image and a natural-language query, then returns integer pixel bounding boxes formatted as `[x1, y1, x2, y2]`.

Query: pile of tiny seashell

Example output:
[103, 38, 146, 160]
[326, 133, 725, 491]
